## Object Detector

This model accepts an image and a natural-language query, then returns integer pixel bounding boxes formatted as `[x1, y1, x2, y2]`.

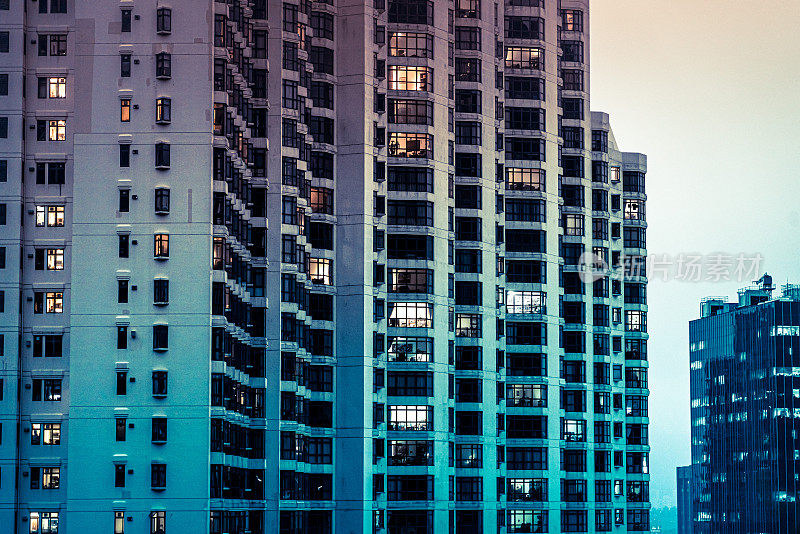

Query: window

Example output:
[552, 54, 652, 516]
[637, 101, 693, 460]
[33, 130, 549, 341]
[153, 325, 168, 351]
[508, 478, 546, 502]
[155, 142, 170, 168]
[505, 137, 544, 161]
[120, 53, 131, 77]
[39, 0, 67, 12]
[120, 99, 130, 122]
[156, 52, 171, 78]
[454, 57, 480, 81]
[508, 510, 547, 533]
[155, 98, 171, 123]
[388, 371, 433, 396]
[33, 292, 64, 314]
[388, 133, 433, 158]
[309, 258, 332, 285]
[38, 77, 66, 99]
[117, 326, 128, 349]
[455, 121, 481, 145]
[455, 27, 481, 50]
[506, 199, 545, 222]
[30, 467, 60, 489]
[310, 187, 334, 214]
[157, 7, 172, 33]
[151, 463, 167, 489]
[35, 206, 65, 227]
[31, 423, 61, 445]
[117, 279, 128, 303]
[506, 107, 544, 131]
[561, 40, 584, 63]
[0, 32, 7, 53]
[152, 371, 168, 396]
[389, 99, 434, 125]
[505, 16, 544, 39]
[389, 32, 433, 58]
[154, 279, 169, 305]
[388, 405, 433, 431]
[29, 512, 60, 534]
[507, 447, 547, 470]
[154, 234, 169, 258]
[388, 302, 432, 328]
[388, 166, 433, 193]
[38, 35, 67, 56]
[35, 162, 65, 184]
[389, 268, 433, 293]
[118, 234, 130, 258]
[32, 379, 62, 401]
[32, 334, 63, 358]
[310, 81, 334, 109]
[152, 418, 167, 443]
[562, 69, 583, 91]
[388, 336, 433, 363]
[310, 46, 334, 75]
[120, 8, 132, 32]
[311, 11, 334, 39]
[455, 313, 481, 338]
[388, 66, 432, 91]
[388, 0, 434, 24]
[37, 120, 66, 141]
[506, 291, 546, 315]
[505, 46, 542, 69]
[507, 383, 546, 407]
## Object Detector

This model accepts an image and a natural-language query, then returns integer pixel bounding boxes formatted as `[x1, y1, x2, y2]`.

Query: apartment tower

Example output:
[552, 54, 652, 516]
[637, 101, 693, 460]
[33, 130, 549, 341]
[0, 0, 649, 533]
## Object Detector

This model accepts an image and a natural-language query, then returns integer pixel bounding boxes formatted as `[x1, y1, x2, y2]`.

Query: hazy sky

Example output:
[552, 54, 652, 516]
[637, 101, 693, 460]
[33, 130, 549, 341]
[591, 0, 800, 508]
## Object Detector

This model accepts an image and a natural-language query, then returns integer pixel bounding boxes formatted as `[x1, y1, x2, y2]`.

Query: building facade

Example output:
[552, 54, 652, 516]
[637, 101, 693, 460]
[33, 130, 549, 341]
[690, 277, 800, 534]
[676, 465, 693, 534]
[0, 1, 649, 533]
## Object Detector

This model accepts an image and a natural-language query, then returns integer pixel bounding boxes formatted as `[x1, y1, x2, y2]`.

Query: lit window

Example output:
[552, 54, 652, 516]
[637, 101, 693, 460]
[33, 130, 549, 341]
[46, 249, 64, 270]
[49, 77, 66, 98]
[30, 422, 61, 445]
[29, 512, 59, 534]
[389, 32, 433, 58]
[388, 133, 433, 158]
[506, 291, 546, 314]
[625, 310, 647, 332]
[610, 166, 620, 182]
[309, 257, 332, 285]
[115, 511, 125, 534]
[388, 65, 432, 91]
[505, 46, 543, 70]
[387, 405, 433, 431]
[36, 205, 65, 227]
[46, 292, 63, 313]
[150, 511, 166, 534]
[387, 336, 433, 362]
[156, 97, 171, 123]
[564, 214, 584, 236]
[624, 199, 645, 220]
[455, 313, 481, 337]
[48, 120, 66, 141]
[154, 234, 169, 258]
[388, 302, 433, 328]
[120, 99, 131, 122]
[505, 168, 544, 191]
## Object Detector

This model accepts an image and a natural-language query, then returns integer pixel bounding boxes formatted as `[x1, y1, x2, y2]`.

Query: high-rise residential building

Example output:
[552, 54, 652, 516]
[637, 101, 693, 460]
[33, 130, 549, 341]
[690, 275, 800, 534]
[0, 1, 649, 533]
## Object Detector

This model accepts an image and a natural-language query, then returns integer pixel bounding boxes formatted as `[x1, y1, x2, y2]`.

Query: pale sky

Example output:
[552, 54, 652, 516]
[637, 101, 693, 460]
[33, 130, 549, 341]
[591, 0, 800, 508]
